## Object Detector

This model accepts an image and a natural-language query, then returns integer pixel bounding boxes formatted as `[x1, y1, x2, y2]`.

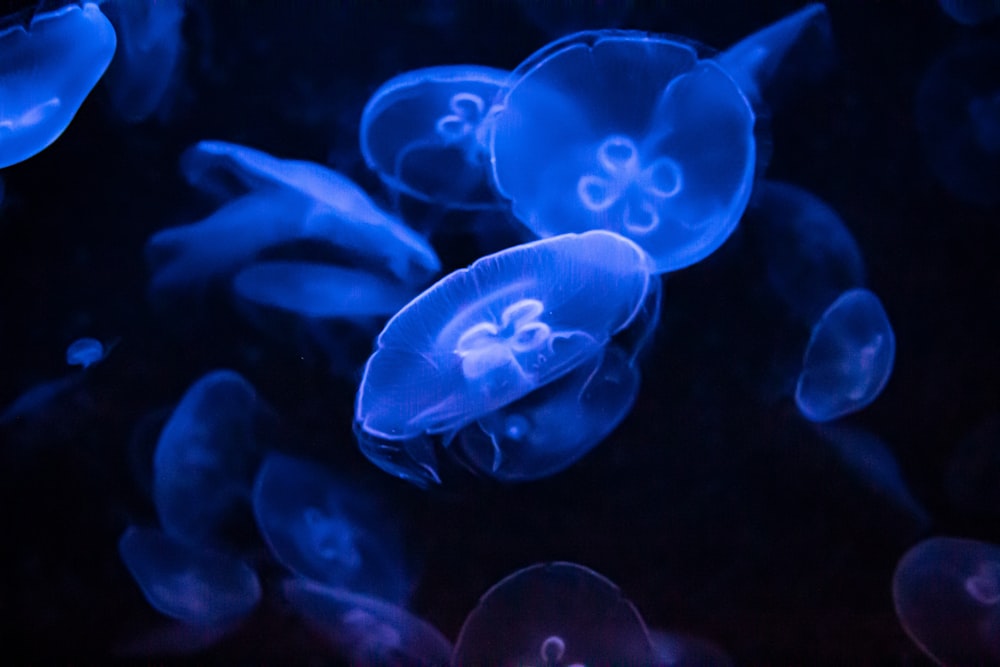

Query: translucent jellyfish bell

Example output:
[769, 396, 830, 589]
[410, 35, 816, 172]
[452, 562, 655, 664]
[490, 31, 755, 272]
[65, 337, 106, 368]
[0, 2, 116, 168]
[252, 453, 409, 603]
[355, 231, 655, 442]
[795, 288, 895, 422]
[893, 537, 1000, 665]
[360, 65, 509, 209]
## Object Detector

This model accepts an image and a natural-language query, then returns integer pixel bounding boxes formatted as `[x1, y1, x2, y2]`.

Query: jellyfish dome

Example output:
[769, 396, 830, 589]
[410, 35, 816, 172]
[490, 30, 755, 273]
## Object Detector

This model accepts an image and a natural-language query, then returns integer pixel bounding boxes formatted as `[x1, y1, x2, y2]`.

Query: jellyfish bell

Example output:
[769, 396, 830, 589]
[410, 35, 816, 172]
[893, 537, 1000, 665]
[451, 562, 655, 665]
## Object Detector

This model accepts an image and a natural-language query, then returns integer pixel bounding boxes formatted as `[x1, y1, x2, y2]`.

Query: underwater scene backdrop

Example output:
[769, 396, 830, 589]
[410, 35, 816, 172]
[1, 0, 999, 664]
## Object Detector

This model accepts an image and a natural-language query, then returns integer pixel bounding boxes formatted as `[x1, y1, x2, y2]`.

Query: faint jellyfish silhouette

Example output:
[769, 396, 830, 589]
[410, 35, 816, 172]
[937, 0, 1000, 25]
[917, 39, 1000, 207]
[153, 369, 275, 549]
[252, 453, 409, 603]
[795, 288, 895, 422]
[451, 562, 655, 665]
[648, 629, 734, 667]
[893, 537, 1000, 665]
[283, 578, 453, 666]
[118, 525, 261, 626]
[0, 2, 116, 168]
[360, 65, 509, 209]
[65, 337, 106, 368]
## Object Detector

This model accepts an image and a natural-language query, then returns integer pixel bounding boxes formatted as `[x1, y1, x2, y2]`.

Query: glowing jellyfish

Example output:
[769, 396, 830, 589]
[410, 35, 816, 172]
[252, 453, 409, 603]
[937, 0, 1000, 25]
[0, 2, 116, 169]
[451, 562, 655, 665]
[360, 65, 509, 209]
[118, 526, 261, 626]
[354, 231, 656, 485]
[917, 39, 1000, 207]
[893, 537, 1000, 665]
[283, 579, 453, 665]
[100, 0, 185, 122]
[795, 288, 895, 422]
[153, 370, 274, 549]
[65, 336, 108, 368]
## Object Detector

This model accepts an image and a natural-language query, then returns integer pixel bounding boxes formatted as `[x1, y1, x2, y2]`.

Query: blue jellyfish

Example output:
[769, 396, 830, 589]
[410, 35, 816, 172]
[153, 370, 273, 549]
[118, 525, 261, 626]
[65, 337, 107, 368]
[451, 562, 656, 664]
[893, 537, 1000, 665]
[937, 0, 1000, 25]
[252, 453, 409, 603]
[0, 2, 116, 169]
[917, 39, 1000, 207]
[360, 65, 510, 209]
[282, 579, 453, 665]
[100, 0, 185, 122]
[354, 231, 656, 485]
[795, 288, 895, 422]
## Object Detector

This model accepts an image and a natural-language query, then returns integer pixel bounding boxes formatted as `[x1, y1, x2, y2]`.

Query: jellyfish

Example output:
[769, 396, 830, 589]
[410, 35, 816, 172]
[65, 337, 107, 368]
[153, 370, 275, 549]
[451, 562, 655, 664]
[916, 39, 1000, 207]
[0, 2, 116, 169]
[354, 231, 656, 485]
[893, 537, 1000, 665]
[99, 0, 185, 122]
[360, 65, 510, 209]
[251, 453, 410, 603]
[937, 0, 1000, 25]
[795, 288, 895, 422]
[118, 525, 261, 626]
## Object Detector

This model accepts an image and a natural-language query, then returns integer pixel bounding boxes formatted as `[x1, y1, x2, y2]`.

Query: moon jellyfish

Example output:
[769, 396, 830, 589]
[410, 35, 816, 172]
[65, 337, 106, 368]
[252, 453, 409, 603]
[283, 579, 453, 666]
[354, 231, 656, 486]
[917, 39, 1000, 207]
[490, 29, 755, 272]
[0, 2, 116, 169]
[937, 0, 1000, 25]
[153, 370, 274, 549]
[360, 65, 509, 209]
[795, 288, 895, 422]
[118, 526, 261, 626]
[893, 537, 1000, 665]
[452, 562, 655, 664]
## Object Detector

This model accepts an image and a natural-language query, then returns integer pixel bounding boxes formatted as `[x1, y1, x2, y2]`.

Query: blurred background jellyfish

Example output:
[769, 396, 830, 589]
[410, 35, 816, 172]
[916, 39, 1000, 207]
[893, 537, 1000, 665]
[648, 630, 734, 667]
[795, 288, 895, 422]
[937, 0, 1000, 25]
[451, 562, 656, 665]
[354, 231, 657, 486]
[0, 2, 116, 169]
[252, 453, 410, 604]
[65, 336, 107, 369]
[360, 65, 510, 210]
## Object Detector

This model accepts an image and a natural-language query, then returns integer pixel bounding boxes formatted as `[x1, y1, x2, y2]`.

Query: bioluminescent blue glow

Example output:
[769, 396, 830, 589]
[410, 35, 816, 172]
[361, 65, 509, 209]
[795, 288, 895, 422]
[252, 453, 409, 603]
[0, 2, 116, 169]
[100, 0, 185, 122]
[65, 337, 105, 368]
[937, 0, 1000, 25]
[355, 231, 654, 444]
[490, 30, 755, 273]
[118, 525, 261, 626]
[452, 562, 656, 665]
[153, 370, 270, 549]
[893, 537, 1000, 665]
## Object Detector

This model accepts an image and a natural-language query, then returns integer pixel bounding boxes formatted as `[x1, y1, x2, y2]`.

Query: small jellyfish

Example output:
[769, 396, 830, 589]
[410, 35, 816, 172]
[893, 537, 1000, 665]
[795, 288, 895, 422]
[452, 562, 655, 665]
[283, 579, 453, 666]
[354, 231, 655, 485]
[937, 0, 1000, 25]
[0, 3, 116, 168]
[252, 453, 409, 603]
[360, 65, 510, 209]
[118, 525, 261, 626]
[65, 337, 107, 368]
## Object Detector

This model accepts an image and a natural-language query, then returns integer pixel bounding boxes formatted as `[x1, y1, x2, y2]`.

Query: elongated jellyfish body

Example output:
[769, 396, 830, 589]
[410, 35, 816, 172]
[361, 65, 509, 209]
[0, 3, 116, 168]
[795, 288, 895, 422]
